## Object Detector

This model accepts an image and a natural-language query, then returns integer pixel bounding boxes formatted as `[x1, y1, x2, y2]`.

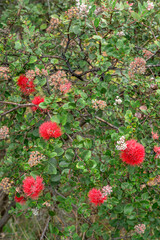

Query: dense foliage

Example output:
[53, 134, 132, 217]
[0, 0, 160, 239]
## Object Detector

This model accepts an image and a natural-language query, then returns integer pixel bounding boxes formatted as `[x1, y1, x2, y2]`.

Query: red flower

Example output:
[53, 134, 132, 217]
[31, 96, 45, 111]
[39, 121, 62, 140]
[88, 188, 106, 206]
[15, 195, 26, 205]
[120, 139, 145, 165]
[23, 176, 44, 199]
[17, 75, 35, 95]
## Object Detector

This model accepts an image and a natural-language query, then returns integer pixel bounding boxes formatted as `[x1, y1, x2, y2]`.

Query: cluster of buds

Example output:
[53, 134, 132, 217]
[102, 185, 113, 197]
[46, 17, 60, 33]
[95, 5, 108, 15]
[153, 146, 160, 159]
[28, 151, 45, 167]
[65, 7, 79, 19]
[92, 99, 107, 110]
[114, 96, 122, 105]
[117, 31, 125, 37]
[0, 66, 10, 80]
[116, 136, 127, 150]
[129, 57, 146, 77]
[60, 38, 76, 49]
[126, 1, 133, 12]
[142, 49, 154, 59]
[25, 70, 36, 80]
[151, 130, 159, 140]
[26, 68, 48, 79]
[76, 0, 91, 16]
[49, 70, 72, 94]
[0, 126, 9, 139]
[0, 178, 13, 194]
[134, 224, 146, 234]
[147, 1, 154, 10]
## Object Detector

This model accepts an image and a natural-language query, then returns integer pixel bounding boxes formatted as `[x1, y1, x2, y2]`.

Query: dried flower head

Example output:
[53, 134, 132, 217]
[0, 178, 13, 194]
[88, 188, 106, 206]
[39, 121, 62, 140]
[28, 151, 45, 167]
[135, 112, 142, 119]
[32, 207, 39, 216]
[0, 126, 9, 139]
[43, 201, 51, 207]
[23, 176, 44, 199]
[120, 139, 145, 165]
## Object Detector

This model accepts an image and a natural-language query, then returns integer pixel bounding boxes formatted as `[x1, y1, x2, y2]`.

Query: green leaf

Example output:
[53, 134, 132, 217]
[39, 102, 47, 109]
[93, 35, 102, 40]
[45, 158, 57, 174]
[29, 56, 37, 63]
[87, 160, 97, 169]
[72, 25, 81, 35]
[51, 175, 61, 182]
[54, 148, 64, 156]
[79, 150, 91, 161]
[124, 204, 134, 215]
[94, 18, 100, 27]
[155, 41, 160, 48]
[76, 161, 85, 169]
[39, 78, 46, 87]
[65, 149, 74, 161]
[59, 161, 70, 168]
[15, 41, 21, 50]
[40, 24, 47, 30]
[131, 11, 141, 21]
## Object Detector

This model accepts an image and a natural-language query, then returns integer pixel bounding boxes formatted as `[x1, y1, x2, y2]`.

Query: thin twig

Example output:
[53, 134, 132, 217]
[40, 216, 50, 240]
[95, 116, 119, 130]
[0, 102, 35, 117]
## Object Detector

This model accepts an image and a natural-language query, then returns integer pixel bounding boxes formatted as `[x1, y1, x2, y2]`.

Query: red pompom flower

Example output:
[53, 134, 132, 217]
[17, 75, 35, 95]
[39, 121, 62, 140]
[23, 176, 44, 199]
[88, 188, 106, 206]
[15, 195, 26, 205]
[120, 139, 145, 165]
[31, 96, 45, 111]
